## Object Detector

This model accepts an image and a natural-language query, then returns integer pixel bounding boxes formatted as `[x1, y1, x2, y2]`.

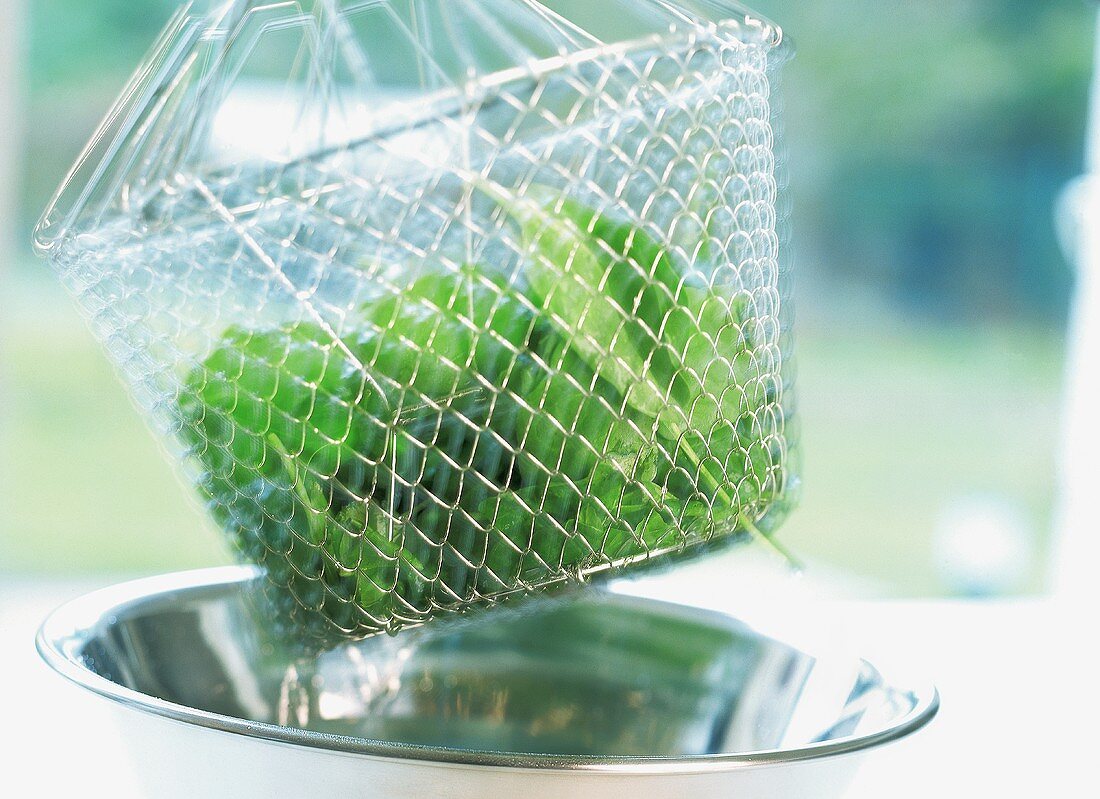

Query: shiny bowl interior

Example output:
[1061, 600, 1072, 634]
[37, 567, 937, 769]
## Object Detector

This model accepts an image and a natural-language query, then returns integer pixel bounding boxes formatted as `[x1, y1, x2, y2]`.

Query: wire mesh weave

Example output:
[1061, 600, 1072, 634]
[36, 0, 795, 639]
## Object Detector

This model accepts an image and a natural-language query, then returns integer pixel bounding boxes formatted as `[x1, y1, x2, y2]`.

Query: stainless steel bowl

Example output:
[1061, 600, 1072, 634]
[37, 567, 936, 798]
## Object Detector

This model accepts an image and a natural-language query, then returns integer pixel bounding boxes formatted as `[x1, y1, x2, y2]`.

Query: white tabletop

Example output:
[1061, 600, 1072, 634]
[2, 576, 1095, 797]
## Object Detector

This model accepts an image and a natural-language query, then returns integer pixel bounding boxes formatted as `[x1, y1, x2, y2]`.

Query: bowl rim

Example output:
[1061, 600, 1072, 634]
[36, 566, 938, 774]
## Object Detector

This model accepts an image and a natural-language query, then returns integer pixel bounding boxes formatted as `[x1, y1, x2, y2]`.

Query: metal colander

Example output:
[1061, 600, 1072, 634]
[34, 0, 796, 639]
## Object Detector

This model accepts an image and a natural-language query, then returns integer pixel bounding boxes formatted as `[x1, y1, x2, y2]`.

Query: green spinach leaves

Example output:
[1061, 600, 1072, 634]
[179, 188, 788, 636]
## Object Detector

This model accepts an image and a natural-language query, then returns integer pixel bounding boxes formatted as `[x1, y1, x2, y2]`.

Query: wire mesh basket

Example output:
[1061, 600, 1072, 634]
[35, 0, 797, 639]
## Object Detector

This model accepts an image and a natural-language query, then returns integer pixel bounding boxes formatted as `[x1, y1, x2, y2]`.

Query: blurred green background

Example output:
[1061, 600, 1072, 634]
[0, 0, 1086, 595]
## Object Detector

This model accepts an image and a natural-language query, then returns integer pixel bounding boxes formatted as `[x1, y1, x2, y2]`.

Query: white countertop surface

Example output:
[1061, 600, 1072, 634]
[1, 574, 1095, 797]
